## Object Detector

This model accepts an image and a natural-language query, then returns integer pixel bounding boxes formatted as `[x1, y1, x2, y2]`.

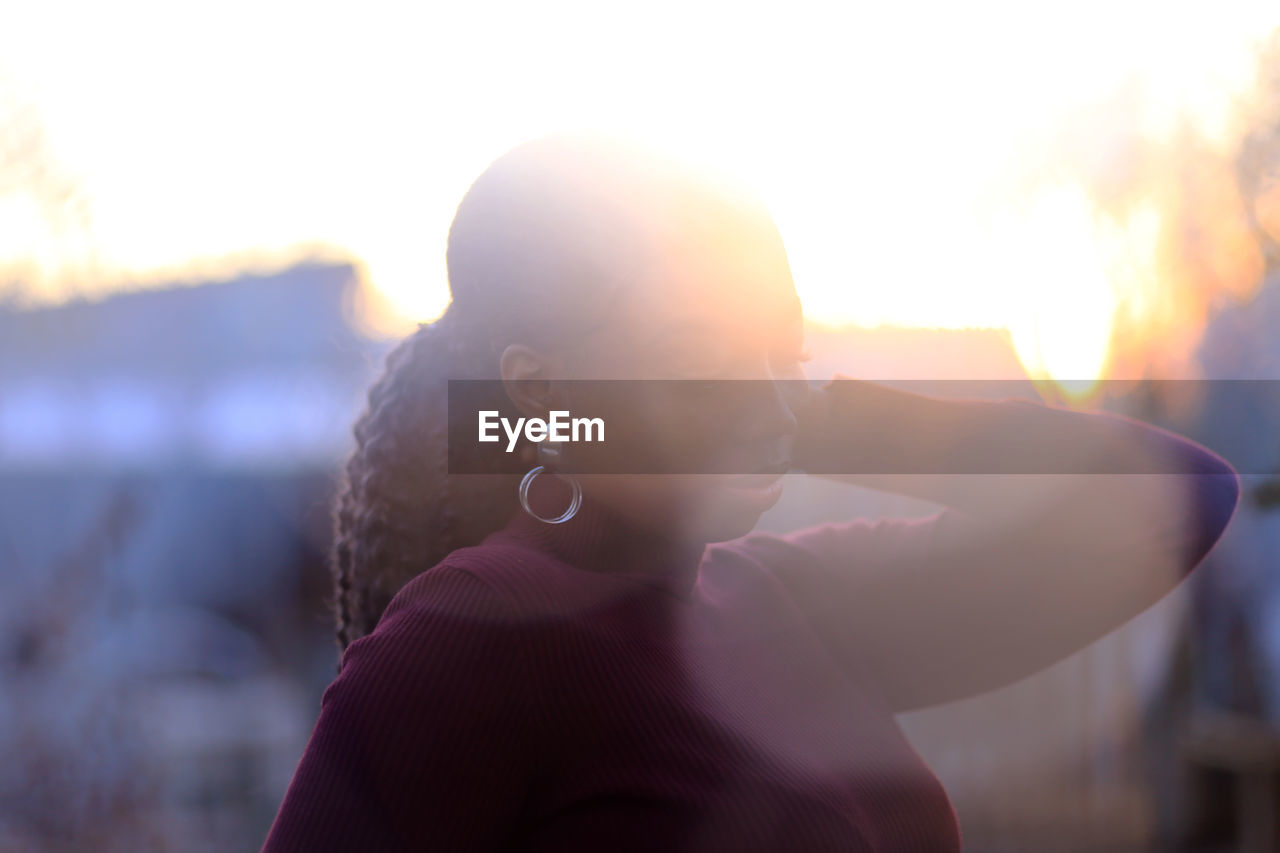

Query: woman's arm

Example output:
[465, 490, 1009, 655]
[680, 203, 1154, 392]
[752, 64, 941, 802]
[763, 378, 1240, 712]
[262, 565, 537, 852]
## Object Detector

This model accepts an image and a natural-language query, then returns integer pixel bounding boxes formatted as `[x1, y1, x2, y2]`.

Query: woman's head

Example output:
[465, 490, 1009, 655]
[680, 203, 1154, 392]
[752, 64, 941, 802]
[331, 132, 808, 655]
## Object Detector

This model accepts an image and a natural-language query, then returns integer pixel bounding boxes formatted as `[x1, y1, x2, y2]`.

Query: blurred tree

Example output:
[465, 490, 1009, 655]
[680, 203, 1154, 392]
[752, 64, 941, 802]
[0, 67, 95, 308]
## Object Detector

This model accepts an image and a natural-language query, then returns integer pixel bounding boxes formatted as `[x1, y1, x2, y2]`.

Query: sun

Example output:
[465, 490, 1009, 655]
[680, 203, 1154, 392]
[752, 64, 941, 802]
[4, 0, 1277, 387]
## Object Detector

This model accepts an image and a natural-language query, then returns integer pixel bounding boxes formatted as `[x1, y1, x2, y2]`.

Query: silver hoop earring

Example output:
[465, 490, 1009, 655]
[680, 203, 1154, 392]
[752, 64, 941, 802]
[518, 465, 582, 524]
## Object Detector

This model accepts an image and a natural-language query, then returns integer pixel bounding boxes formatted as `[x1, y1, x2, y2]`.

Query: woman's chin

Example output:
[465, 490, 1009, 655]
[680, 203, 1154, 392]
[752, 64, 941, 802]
[690, 477, 786, 542]
[718, 476, 785, 514]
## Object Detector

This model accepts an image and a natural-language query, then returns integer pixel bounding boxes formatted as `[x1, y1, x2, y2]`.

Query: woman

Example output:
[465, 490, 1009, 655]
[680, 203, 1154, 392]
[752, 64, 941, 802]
[263, 133, 1240, 851]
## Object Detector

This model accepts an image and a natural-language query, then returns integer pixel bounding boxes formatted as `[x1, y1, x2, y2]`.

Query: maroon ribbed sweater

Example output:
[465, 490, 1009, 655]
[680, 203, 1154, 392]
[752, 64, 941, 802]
[264, 488, 962, 851]
[264, 386, 1239, 852]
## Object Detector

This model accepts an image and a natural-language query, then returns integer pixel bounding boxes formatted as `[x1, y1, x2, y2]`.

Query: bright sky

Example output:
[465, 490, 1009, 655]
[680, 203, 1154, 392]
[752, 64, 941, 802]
[2, 0, 1278, 379]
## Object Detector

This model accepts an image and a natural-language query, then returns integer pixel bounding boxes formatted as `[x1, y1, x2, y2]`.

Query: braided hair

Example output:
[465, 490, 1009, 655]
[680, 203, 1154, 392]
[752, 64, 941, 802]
[327, 132, 776, 667]
[330, 303, 501, 660]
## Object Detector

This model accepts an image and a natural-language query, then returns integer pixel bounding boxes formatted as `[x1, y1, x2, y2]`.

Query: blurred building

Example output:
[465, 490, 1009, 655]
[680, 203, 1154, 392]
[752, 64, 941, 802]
[0, 261, 389, 851]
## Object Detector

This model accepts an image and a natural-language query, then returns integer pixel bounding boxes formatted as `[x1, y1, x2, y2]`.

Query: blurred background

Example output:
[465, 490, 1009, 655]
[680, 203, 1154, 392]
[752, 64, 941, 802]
[5, 1, 1280, 850]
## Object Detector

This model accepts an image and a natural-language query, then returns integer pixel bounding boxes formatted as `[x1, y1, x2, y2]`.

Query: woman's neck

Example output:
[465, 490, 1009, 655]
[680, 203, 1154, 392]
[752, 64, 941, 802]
[489, 472, 707, 599]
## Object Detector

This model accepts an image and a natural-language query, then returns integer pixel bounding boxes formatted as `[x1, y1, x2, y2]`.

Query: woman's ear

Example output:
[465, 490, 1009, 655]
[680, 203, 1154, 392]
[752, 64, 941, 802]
[499, 343, 562, 419]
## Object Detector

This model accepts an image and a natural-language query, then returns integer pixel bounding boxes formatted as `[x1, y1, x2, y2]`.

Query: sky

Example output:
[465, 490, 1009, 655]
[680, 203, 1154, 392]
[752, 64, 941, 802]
[3, 0, 1279, 380]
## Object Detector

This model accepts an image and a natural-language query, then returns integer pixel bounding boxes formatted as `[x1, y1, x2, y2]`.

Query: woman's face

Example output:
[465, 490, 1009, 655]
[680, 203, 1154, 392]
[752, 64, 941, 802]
[543, 219, 812, 544]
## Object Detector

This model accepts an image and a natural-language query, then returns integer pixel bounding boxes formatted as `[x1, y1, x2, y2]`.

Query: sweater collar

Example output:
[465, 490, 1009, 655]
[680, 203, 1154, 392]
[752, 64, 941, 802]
[489, 472, 707, 600]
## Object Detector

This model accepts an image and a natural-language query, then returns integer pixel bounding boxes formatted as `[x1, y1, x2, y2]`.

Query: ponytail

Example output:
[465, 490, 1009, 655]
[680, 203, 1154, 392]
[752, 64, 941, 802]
[329, 302, 517, 666]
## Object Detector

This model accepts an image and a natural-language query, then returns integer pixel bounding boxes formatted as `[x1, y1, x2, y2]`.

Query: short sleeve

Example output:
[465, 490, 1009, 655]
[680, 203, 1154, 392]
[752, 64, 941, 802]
[722, 511, 957, 699]
[262, 564, 539, 852]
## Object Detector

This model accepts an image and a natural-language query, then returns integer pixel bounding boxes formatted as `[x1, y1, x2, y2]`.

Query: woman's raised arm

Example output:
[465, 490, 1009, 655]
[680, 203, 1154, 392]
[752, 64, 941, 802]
[750, 378, 1240, 712]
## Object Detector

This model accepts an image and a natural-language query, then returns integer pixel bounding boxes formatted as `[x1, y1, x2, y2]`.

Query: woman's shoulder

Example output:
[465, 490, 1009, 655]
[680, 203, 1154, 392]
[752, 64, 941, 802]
[342, 560, 536, 677]
[333, 546, 610, 707]
[376, 540, 608, 638]
[413, 539, 647, 616]
[316, 561, 545, 786]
